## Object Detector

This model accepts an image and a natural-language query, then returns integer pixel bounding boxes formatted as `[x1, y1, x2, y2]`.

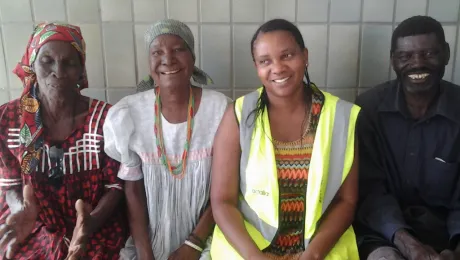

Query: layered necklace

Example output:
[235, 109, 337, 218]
[154, 87, 195, 179]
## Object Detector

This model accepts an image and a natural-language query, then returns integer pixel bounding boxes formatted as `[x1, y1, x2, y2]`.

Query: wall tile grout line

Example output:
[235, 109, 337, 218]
[451, 0, 460, 83]
[354, 0, 365, 94]
[29, 0, 36, 22]
[0, 0, 460, 103]
[63, 0, 69, 22]
[389, 0, 398, 81]
[166, 0, 170, 19]
[1, 20, 457, 26]
[230, 0, 235, 99]
[197, 0, 202, 69]
[425, 0, 430, 16]
[0, 25, 9, 99]
[324, 0, 331, 89]
[294, 0, 298, 23]
[97, 0, 108, 102]
[129, 0, 138, 96]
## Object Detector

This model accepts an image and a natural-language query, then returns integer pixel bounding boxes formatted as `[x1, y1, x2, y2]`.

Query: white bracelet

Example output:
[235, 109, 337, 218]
[184, 240, 203, 252]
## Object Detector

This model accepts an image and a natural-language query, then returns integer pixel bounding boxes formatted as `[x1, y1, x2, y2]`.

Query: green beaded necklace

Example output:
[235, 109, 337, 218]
[154, 87, 195, 178]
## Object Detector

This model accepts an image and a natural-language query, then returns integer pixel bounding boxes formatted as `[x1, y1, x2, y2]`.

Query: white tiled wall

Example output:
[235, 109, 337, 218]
[0, 0, 460, 104]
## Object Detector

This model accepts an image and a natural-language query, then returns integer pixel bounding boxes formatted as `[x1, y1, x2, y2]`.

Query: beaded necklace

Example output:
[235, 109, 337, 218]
[154, 87, 195, 178]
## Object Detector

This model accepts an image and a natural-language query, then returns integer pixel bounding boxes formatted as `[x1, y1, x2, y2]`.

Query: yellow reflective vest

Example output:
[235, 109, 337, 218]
[211, 87, 361, 259]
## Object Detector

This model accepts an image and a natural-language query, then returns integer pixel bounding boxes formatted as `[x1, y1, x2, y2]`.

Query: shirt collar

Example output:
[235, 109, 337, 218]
[378, 80, 460, 124]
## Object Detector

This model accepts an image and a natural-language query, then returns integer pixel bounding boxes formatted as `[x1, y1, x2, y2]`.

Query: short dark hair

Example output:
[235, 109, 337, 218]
[250, 19, 305, 60]
[391, 16, 446, 53]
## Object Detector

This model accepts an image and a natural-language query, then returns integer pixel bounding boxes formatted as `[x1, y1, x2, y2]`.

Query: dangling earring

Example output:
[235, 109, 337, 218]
[76, 84, 80, 89]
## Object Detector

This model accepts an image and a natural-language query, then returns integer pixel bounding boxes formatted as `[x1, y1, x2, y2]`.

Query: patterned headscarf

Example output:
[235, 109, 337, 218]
[13, 22, 87, 175]
[136, 19, 213, 92]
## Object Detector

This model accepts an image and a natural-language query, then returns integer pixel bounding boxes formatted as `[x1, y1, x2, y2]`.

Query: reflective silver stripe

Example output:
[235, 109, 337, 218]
[239, 90, 259, 196]
[238, 198, 278, 240]
[304, 99, 353, 247]
[239, 90, 277, 242]
[239, 91, 354, 246]
[321, 99, 353, 214]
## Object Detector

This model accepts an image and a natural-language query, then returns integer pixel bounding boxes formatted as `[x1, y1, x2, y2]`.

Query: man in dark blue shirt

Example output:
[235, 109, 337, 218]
[355, 16, 460, 260]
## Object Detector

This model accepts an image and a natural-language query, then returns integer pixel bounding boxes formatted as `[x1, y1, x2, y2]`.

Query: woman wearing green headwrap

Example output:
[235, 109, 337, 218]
[104, 19, 230, 259]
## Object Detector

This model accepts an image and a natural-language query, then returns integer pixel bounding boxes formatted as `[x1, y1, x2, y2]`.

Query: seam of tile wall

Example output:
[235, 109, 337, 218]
[120, 21, 460, 26]
[1, 0, 460, 101]
[452, 0, 460, 79]
[389, 0, 397, 81]
[63, 0, 69, 22]
[166, 0, 170, 18]
[98, 0, 108, 101]
[230, 0, 235, 99]
[324, 0, 331, 89]
[29, 0, 36, 21]
[197, 0, 202, 68]
[353, 0, 365, 96]
[0, 24, 8, 97]
[130, 0, 138, 88]
[425, 0, 430, 15]
[294, 0, 298, 22]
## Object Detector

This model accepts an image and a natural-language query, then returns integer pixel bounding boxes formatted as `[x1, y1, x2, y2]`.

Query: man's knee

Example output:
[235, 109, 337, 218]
[367, 246, 405, 260]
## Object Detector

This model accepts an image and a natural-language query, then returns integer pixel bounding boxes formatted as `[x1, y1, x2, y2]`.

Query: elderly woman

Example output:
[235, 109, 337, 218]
[104, 19, 229, 260]
[0, 22, 128, 259]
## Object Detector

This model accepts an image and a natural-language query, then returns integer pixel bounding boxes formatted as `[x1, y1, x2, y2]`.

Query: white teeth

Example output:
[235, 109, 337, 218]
[408, 73, 429, 80]
[273, 77, 289, 83]
[163, 70, 180, 75]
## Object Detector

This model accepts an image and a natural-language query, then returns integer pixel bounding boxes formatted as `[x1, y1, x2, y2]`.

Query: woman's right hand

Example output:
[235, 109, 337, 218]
[0, 185, 38, 259]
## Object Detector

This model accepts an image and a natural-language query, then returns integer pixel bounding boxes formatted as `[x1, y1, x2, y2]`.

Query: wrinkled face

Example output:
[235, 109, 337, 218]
[392, 33, 449, 94]
[252, 30, 308, 98]
[149, 34, 194, 89]
[34, 41, 83, 95]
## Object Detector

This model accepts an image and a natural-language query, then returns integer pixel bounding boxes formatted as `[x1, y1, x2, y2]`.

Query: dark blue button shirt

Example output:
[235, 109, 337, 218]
[355, 80, 460, 244]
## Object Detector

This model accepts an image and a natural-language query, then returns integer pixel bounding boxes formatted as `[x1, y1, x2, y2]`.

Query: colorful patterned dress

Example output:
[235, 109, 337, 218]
[264, 89, 324, 260]
[0, 99, 128, 260]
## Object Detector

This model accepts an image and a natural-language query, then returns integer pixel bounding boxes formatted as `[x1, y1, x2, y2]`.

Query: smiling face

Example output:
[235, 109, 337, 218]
[391, 33, 450, 94]
[149, 34, 194, 89]
[252, 30, 308, 98]
[34, 41, 83, 95]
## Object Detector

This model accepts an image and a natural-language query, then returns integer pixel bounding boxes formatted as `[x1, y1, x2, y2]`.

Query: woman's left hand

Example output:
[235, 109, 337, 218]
[66, 199, 92, 260]
[168, 244, 201, 260]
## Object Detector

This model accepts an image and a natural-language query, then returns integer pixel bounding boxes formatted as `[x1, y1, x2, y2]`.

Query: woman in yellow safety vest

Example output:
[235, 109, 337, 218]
[210, 19, 360, 260]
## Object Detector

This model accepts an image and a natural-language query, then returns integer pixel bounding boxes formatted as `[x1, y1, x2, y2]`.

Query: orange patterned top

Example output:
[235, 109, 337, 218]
[264, 87, 324, 259]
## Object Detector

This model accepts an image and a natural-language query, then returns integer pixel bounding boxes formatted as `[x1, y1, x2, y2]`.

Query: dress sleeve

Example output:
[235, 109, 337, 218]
[101, 154, 124, 191]
[0, 139, 22, 190]
[103, 100, 143, 181]
[0, 103, 22, 190]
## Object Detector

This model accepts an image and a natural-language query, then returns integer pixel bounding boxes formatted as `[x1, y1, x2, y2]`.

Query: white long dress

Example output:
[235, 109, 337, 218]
[103, 89, 229, 260]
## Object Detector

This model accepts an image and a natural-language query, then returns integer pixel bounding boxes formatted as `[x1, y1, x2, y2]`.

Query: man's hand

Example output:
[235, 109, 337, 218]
[0, 185, 38, 259]
[394, 229, 441, 260]
[439, 249, 460, 260]
[66, 200, 92, 260]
